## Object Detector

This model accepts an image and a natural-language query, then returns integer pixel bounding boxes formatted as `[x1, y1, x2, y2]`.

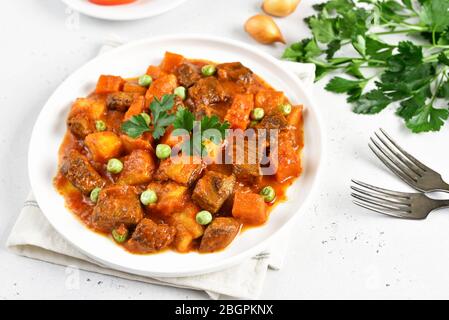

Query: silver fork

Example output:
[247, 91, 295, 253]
[351, 180, 449, 219]
[369, 128, 449, 193]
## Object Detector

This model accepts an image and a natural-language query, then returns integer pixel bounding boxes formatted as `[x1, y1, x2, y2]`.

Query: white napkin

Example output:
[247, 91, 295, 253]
[6, 37, 315, 300]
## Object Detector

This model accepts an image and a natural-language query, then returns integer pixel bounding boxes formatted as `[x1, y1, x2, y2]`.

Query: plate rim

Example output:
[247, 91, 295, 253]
[28, 34, 325, 277]
[61, 0, 189, 21]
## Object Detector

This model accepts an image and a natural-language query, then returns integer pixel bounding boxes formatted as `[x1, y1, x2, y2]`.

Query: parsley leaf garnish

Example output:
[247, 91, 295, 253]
[121, 94, 176, 140]
[173, 107, 230, 155]
[173, 107, 195, 132]
[149, 94, 176, 140]
[200, 115, 230, 143]
[121, 114, 151, 139]
[282, 0, 449, 133]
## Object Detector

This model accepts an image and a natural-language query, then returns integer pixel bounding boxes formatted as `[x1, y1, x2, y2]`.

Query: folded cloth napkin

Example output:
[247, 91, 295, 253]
[6, 37, 315, 299]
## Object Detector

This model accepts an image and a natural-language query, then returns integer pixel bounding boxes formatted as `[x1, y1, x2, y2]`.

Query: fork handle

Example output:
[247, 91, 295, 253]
[433, 199, 449, 210]
[434, 182, 449, 193]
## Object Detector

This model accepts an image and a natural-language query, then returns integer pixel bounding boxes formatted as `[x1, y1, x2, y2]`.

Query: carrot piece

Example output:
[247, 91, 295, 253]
[232, 192, 267, 225]
[287, 105, 303, 126]
[224, 94, 254, 130]
[145, 74, 178, 102]
[274, 131, 301, 183]
[95, 75, 123, 94]
[124, 96, 146, 121]
[146, 65, 167, 80]
[123, 81, 147, 95]
[254, 89, 285, 113]
[159, 52, 185, 73]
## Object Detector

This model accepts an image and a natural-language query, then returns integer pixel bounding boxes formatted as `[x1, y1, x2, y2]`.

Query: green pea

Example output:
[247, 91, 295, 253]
[156, 144, 171, 160]
[196, 210, 213, 225]
[249, 120, 259, 128]
[107, 158, 123, 174]
[201, 64, 216, 76]
[112, 228, 128, 243]
[90, 187, 101, 203]
[260, 186, 276, 203]
[280, 103, 292, 115]
[95, 120, 106, 132]
[251, 108, 265, 121]
[140, 189, 157, 205]
[174, 86, 187, 100]
[138, 74, 153, 87]
[141, 112, 151, 126]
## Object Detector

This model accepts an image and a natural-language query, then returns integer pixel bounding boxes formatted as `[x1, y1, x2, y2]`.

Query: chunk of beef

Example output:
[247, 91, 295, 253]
[145, 181, 189, 216]
[199, 217, 241, 253]
[67, 114, 93, 139]
[230, 136, 262, 184]
[106, 92, 135, 112]
[126, 218, 175, 253]
[256, 111, 288, 131]
[192, 171, 236, 213]
[176, 62, 201, 88]
[118, 150, 156, 185]
[188, 77, 228, 107]
[155, 157, 205, 187]
[92, 185, 143, 232]
[67, 98, 106, 139]
[217, 62, 253, 85]
[60, 150, 105, 194]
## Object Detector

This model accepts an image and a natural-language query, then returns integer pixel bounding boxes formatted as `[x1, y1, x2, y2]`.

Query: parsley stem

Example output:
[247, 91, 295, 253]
[424, 49, 449, 63]
[372, 29, 422, 36]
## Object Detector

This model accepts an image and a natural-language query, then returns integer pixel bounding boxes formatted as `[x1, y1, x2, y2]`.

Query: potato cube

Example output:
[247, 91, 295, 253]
[145, 181, 189, 216]
[85, 131, 123, 163]
[118, 150, 156, 185]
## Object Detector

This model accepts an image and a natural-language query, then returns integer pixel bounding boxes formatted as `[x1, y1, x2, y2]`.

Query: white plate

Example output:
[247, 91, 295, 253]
[61, 0, 188, 21]
[28, 35, 324, 277]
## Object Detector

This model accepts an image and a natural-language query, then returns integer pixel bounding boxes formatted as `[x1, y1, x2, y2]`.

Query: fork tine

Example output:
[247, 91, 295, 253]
[352, 200, 417, 219]
[351, 179, 411, 198]
[369, 143, 418, 186]
[370, 138, 419, 181]
[351, 192, 411, 212]
[374, 131, 423, 176]
[350, 186, 411, 207]
[379, 128, 430, 172]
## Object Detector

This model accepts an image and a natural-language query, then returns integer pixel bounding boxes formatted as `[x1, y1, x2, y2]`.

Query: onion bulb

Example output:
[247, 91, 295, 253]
[244, 15, 285, 45]
[262, 0, 301, 17]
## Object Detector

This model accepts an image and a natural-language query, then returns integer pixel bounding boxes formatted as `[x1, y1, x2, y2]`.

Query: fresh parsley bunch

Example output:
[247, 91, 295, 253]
[283, 0, 449, 133]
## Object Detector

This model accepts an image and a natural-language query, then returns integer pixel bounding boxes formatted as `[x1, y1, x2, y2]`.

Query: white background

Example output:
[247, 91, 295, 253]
[1, 0, 449, 299]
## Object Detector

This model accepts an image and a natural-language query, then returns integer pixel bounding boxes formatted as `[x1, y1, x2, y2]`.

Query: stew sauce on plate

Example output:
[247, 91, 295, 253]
[54, 52, 304, 254]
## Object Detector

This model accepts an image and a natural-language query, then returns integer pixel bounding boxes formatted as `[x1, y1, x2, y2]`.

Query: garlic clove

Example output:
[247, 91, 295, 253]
[244, 14, 286, 45]
[262, 0, 301, 17]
